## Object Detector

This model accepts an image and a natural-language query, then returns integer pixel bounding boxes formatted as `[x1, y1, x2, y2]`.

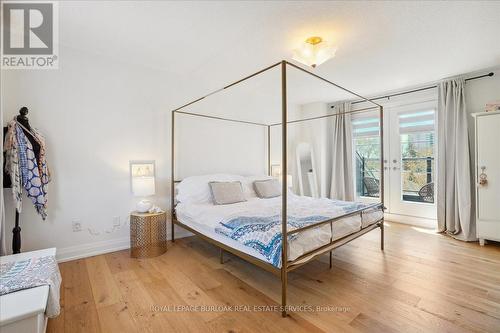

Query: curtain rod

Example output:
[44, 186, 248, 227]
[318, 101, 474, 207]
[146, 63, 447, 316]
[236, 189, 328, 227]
[349, 72, 494, 106]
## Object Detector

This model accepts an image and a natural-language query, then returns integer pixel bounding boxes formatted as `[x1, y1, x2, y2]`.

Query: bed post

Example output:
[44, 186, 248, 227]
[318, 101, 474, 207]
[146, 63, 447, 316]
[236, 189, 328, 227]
[379, 105, 384, 251]
[281, 60, 288, 318]
[267, 125, 271, 176]
[171, 110, 176, 242]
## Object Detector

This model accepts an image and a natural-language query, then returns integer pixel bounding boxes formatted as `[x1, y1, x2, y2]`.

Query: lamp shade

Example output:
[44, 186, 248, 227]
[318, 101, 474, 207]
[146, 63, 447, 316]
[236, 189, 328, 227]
[130, 161, 156, 197]
[132, 176, 155, 197]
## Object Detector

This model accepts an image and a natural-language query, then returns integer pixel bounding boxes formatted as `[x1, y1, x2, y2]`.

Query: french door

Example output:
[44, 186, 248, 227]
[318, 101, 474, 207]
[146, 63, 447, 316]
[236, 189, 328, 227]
[352, 100, 437, 220]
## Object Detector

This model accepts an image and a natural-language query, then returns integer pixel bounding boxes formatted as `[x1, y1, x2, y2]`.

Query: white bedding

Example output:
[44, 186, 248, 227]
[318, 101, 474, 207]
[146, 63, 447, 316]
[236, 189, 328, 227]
[176, 194, 383, 265]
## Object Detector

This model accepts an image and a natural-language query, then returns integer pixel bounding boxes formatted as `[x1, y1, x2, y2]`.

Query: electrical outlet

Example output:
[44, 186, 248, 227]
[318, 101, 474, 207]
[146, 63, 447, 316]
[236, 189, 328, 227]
[72, 219, 82, 232]
[112, 216, 121, 227]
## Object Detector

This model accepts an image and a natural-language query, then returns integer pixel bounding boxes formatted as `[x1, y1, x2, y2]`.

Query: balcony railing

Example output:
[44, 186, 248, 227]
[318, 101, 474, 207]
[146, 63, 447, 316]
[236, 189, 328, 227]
[356, 154, 434, 203]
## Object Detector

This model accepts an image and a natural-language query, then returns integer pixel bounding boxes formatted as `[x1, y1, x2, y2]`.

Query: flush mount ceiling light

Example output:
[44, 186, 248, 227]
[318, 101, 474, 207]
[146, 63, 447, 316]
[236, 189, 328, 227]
[292, 36, 337, 68]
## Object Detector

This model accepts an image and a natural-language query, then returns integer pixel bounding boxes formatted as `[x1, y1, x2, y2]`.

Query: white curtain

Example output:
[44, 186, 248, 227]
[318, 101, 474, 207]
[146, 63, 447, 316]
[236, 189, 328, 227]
[330, 102, 354, 201]
[437, 77, 476, 241]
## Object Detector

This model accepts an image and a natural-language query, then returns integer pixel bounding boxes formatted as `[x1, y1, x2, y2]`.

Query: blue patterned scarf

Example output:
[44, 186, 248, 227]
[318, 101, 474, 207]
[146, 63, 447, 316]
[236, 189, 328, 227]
[15, 126, 49, 219]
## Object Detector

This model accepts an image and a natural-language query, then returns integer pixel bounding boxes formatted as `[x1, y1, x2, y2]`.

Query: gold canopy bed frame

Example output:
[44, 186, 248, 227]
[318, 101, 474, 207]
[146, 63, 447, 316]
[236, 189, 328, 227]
[170, 60, 385, 317]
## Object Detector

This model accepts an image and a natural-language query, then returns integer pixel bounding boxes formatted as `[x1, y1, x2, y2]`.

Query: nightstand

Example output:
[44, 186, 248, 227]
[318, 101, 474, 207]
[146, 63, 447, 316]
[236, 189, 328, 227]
[130, 211, 167, 258]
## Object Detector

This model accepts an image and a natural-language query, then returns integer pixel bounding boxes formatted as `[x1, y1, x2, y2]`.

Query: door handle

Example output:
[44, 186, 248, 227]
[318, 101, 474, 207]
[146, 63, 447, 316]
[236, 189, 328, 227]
[478, 166, 488, 186]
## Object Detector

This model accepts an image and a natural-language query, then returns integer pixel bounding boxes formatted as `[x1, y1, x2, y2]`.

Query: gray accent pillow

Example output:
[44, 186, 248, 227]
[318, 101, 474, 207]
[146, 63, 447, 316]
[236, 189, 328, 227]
[253, 179, 281, 198]
[208, 181, 247, 205]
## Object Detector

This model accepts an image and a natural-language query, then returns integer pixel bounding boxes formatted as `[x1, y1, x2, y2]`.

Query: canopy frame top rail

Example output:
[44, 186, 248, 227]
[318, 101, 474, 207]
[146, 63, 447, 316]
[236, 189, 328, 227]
[170, 60, 381, 126]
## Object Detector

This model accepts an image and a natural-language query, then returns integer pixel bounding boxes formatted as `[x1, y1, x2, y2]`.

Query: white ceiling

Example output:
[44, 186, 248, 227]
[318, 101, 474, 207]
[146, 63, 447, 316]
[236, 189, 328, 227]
[59, 1, 500, 110]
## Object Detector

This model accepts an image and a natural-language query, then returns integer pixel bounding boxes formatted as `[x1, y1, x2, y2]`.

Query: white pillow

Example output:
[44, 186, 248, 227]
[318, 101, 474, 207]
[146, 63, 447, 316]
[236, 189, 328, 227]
[242, 175, 273, 198]
[253, 179, 282, 198]
[177, 174, 244, 204]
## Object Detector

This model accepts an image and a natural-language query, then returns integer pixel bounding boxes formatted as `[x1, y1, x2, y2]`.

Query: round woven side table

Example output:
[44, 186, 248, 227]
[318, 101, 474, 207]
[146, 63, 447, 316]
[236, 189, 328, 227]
[130, 211, 167, 258]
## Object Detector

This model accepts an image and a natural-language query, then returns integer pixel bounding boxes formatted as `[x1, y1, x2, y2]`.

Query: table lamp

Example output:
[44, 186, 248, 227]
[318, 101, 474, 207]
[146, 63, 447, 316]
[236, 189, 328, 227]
[130, 161, 156, 213]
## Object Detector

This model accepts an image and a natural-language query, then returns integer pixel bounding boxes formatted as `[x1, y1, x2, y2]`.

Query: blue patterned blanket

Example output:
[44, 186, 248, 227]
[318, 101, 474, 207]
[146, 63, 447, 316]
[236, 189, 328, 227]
[216, 215, 329, 267]
[215, 200, 380, 268]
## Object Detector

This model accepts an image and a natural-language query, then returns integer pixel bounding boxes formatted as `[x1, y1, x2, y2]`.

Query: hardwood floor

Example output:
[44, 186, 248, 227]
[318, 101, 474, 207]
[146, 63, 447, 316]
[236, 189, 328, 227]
[47, 222, 500, 333]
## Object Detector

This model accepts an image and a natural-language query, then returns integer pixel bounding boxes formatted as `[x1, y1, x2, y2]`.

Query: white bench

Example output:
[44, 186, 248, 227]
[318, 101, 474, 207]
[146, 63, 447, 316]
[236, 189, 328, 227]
[0, 248, 57, 333]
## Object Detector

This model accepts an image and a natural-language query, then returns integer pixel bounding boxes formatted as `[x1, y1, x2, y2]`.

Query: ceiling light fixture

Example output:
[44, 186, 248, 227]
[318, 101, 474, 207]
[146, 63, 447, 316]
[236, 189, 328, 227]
[292, 36, 337, 68]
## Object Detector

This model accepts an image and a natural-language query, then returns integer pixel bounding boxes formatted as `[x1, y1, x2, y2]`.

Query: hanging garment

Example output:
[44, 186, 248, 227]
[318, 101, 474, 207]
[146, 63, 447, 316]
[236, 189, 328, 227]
[4, 121, 23, 212]
[30, 127, 50, 187]
[15, 125, 29, 186]
[15, 125, 49, 220]
[15, 121, 51, 191]
[26, 137, 48, 219]
[4, 118, 50, 219]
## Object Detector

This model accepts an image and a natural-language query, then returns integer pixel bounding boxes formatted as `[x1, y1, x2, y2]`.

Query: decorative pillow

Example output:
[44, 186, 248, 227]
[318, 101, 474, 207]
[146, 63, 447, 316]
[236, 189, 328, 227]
[177, 174, 243, 204]
[209, 181, 247, 205]
[253, 179, 281, 198]
[242, 175, 273, 198]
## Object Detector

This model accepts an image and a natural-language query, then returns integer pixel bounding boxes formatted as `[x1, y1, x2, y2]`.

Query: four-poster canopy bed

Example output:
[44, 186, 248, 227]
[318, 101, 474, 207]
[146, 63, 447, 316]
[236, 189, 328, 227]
[170, 60, 385, 317]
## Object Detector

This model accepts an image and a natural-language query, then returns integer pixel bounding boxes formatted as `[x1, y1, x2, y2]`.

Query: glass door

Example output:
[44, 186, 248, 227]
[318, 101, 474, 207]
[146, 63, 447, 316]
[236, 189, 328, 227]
[388, 101, 437, 219]
[352, 101, 437, 220]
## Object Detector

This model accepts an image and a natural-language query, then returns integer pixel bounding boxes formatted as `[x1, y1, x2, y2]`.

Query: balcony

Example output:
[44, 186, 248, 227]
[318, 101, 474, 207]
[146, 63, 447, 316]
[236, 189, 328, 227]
[356, 154, 434, 203]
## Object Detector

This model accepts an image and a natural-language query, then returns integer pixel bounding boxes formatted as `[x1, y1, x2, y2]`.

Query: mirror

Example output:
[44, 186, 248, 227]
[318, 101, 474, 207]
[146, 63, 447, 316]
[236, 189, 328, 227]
[296, 142, 318, 197]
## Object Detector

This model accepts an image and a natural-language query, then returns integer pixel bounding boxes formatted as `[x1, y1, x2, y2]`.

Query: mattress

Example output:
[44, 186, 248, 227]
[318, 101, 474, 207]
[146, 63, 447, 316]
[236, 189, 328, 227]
[176, 195, 382, 267]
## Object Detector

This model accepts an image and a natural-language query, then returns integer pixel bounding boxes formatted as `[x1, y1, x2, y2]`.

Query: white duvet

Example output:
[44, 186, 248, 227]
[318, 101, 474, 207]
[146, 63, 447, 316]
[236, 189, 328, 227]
[176, 194, 383, 265]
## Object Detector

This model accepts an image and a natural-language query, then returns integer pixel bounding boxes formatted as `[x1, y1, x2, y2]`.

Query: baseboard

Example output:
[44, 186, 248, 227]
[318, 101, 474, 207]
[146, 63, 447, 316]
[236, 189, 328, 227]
[56, 238, 131, 263]
[384, 212, 437, 229]
[56, 229, 193, 263]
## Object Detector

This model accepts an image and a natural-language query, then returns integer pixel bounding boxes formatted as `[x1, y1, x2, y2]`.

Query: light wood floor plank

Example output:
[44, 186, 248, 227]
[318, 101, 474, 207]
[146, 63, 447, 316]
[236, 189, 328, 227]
[97, 303, 138, 333]
[86, 255, 122, 309]
[112, 269, 177, 332]
[60, 259, 101, 333]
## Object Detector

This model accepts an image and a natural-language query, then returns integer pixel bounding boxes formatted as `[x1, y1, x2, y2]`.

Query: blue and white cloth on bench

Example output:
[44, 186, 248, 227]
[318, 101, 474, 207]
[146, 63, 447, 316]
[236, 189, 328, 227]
[0, 255, 61, 317]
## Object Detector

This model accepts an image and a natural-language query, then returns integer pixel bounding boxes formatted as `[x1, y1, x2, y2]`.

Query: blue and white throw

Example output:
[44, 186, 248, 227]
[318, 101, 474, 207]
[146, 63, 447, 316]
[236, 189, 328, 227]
[215, 199, 380, 268]
[216, 215, 329, 267]
[0, 255, 61, 317]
